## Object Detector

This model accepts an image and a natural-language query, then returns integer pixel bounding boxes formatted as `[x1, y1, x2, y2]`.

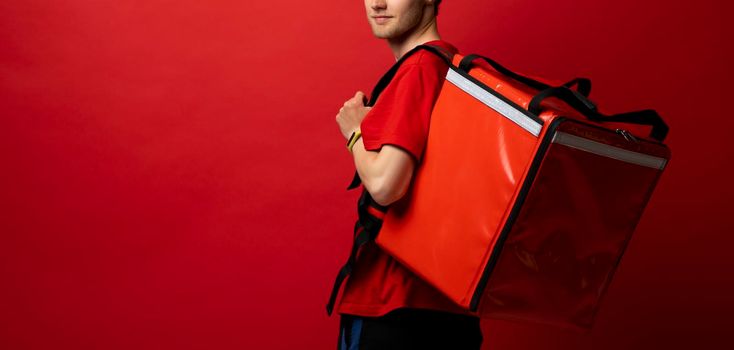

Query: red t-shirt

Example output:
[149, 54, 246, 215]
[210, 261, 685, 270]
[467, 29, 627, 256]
[336, 40, 477, 317]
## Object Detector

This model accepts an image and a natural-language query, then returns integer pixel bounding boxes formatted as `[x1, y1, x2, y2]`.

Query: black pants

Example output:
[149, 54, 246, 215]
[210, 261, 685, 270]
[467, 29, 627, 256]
[338, 308, 483, 350]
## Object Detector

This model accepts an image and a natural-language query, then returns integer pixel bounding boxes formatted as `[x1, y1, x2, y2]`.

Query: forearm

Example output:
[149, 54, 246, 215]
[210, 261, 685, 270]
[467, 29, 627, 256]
[336, 91, 414, 206]
[350, 137, 413, 206]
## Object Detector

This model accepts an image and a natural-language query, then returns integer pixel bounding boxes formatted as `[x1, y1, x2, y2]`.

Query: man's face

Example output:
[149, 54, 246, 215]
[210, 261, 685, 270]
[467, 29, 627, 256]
[364, 0, 429, 40]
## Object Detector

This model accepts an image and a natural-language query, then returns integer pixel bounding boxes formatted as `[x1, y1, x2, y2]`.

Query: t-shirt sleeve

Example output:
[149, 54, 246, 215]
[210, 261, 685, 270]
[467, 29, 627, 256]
[359, 62, 446, 163]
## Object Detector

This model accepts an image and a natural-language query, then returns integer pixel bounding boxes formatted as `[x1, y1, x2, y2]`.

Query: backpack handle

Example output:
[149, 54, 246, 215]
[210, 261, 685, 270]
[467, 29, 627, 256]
[529, 86, 669, 142]
[458, 54, 592, 97]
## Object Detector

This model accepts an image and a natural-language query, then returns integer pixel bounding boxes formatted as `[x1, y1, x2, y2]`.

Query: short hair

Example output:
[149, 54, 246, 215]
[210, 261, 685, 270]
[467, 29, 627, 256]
[435, 0, 443, 16]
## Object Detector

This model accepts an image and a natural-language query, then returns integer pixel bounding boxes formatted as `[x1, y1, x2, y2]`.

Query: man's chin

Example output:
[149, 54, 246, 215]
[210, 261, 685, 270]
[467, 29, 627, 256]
[371, 30, 395, 40]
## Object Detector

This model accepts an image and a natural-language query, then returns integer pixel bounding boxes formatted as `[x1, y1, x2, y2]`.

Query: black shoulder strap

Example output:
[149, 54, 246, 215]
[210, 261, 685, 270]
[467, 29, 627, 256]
[325, 190, 388, 315]
[326, 44, 445, 311]
[366, 44, 454, 107]
[348, 44, 454, 190]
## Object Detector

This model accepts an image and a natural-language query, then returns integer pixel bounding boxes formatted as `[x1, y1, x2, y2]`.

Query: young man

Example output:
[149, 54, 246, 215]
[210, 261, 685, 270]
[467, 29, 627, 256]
[332, 1, 483, 349]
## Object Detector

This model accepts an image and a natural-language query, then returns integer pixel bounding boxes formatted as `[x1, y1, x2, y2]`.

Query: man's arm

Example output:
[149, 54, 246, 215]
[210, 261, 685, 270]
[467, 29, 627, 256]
[351, 139, 415, 207]
[336, 91, 416, 207]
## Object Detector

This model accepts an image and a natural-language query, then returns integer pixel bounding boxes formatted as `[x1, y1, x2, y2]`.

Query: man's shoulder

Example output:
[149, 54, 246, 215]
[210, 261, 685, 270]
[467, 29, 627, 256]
[401, 40, 458, 68]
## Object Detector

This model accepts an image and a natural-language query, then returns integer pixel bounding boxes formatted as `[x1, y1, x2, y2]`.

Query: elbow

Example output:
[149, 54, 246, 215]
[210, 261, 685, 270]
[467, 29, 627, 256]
[367, 177, 409, 207]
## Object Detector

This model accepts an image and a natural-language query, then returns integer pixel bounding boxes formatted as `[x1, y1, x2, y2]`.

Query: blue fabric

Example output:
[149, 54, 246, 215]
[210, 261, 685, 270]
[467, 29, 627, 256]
[339, 316, 363, 350]
[338, 308, 483, 349]
[349, 318, 362, 350]
[339, 323, 346, 350]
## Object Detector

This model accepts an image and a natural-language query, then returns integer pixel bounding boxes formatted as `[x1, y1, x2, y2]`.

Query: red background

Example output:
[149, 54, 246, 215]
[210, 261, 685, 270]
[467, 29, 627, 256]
[1, 0, 732, 349]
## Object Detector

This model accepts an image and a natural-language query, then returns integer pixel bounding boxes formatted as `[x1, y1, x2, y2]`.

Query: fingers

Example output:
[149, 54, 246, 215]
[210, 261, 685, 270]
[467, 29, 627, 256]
[343, 91, 367, 107]
[355, 91, 367, 105]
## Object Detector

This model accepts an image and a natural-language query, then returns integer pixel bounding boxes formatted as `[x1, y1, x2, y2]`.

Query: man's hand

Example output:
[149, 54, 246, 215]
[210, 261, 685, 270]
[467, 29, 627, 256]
[336, 91, 371, 140]
[336, 91, 415, 206]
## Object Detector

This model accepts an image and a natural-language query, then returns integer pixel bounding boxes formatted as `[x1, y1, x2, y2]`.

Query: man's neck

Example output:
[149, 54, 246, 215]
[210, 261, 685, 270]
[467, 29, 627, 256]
[387, 17, 441, 61]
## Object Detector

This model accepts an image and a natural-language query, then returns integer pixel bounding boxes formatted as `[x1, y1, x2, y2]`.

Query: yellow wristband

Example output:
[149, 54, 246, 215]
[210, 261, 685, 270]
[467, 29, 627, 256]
[346, 130, 362, 153]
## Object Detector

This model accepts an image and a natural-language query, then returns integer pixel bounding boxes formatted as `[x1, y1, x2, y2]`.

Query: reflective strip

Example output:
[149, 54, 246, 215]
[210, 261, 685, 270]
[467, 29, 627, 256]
[446, 68, 541, 136]
[552, 131, 668, 169]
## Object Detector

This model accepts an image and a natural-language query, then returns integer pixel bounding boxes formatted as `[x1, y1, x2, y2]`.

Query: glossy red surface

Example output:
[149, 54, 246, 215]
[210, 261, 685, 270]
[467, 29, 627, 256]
[377, 62, 539, 307]
[480, 120, 670, 331]
[378, 54, 671, 331]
